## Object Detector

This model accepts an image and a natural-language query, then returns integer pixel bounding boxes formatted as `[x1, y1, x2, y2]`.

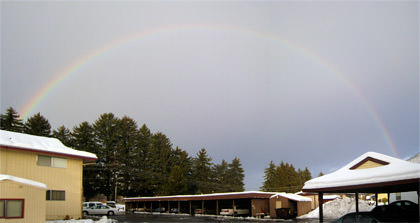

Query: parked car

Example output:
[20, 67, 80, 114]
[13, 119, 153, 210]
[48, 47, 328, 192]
[389, 200, 418, 211]
[220, 207, 249, 216]
[83, 204, 119, 216]
[371, 200, 419, 222]
[83, 201, 104, 209]
[106, 201, 125, 211]
[194, 209, 205, 214]
[106, 201, 116, 208]
[169, 207, 189, 213]
[116, 203, 125, 212]
[153, 207, 166, 213]
[336, 212, 382, 223]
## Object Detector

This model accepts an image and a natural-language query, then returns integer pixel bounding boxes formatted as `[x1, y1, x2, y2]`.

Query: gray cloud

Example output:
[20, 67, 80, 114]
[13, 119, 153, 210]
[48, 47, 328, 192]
[1, 1, 418, 190]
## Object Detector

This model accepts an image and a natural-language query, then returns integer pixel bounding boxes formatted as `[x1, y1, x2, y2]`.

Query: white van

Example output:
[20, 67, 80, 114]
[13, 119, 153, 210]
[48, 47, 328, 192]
[83, 201, 104, 209]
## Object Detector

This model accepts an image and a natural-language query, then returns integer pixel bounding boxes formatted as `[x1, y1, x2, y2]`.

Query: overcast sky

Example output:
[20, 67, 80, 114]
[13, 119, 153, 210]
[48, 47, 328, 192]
[1, 1, 419, 191]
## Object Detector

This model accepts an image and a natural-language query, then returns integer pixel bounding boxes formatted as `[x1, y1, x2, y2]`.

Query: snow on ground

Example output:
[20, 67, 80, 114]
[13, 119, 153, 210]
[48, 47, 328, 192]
[298, 197, 374, 220]
[46, 216, 117, 223]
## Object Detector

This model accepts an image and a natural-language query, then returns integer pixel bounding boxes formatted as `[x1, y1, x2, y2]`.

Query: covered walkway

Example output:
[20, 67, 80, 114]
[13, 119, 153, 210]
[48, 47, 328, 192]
[302, 151, 420, 222]
[124, 191, 312, 218]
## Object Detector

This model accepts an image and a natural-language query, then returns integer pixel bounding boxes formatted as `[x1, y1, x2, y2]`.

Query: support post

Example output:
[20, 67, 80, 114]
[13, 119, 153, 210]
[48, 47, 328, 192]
[202, 200, 205, 214]
[216, 200, 219, 215]
[233, 200, 236, 217]
[168, 201, 170, 213]
[150, 202, 153, 213]
[417, 190, 420, 222]
[189, 201, 192, 215]
[178, 201, 181, 214]
[355, 192, 359, 213]
[375, 193, 378, 207]
[318, 192, 323, 222]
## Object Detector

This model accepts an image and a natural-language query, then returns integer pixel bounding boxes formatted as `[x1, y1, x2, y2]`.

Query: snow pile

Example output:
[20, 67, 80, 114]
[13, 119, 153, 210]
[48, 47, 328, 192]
[46, 216, 117, 223]
[298, 197, 374, 219]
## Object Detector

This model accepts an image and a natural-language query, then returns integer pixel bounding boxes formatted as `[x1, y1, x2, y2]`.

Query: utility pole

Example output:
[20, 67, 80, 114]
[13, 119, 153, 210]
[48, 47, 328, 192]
[114, 150, 117, 201]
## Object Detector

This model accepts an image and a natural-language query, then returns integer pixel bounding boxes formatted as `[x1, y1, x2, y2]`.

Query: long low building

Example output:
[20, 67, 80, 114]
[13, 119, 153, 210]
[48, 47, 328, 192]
[124, 191, 312, 219]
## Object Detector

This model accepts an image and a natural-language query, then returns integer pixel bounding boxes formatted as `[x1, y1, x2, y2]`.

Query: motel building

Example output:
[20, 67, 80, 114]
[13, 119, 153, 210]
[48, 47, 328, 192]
[0, 130, 97, 222]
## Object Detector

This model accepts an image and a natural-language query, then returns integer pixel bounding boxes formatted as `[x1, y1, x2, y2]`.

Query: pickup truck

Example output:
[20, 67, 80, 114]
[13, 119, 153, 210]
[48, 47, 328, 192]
[220, 207, 249, 216]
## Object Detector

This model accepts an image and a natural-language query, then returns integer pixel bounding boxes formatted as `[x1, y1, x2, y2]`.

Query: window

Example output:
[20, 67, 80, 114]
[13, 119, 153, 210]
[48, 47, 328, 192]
[396, 192, 401, 201]
[0, 201, 3, 217]
[0, 199, 24, 219]
[37, 155, 51, 166]
[37, 155, 66, 168]
[46, 190, 65, 201]
[52, 157, 66, 168]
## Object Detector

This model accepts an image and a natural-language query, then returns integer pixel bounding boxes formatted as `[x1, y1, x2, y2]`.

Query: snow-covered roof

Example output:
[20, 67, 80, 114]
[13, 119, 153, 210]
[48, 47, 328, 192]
[125, 191, 312, 203]
[408, 152, 420, 164]
[295, 191, 340, 200]
[302, 151, 420, 192]
[0, 130, 97, 160]
[0, 174, 47, 189]
[270, 193, 312, 202]
[124, 191, 278, 201]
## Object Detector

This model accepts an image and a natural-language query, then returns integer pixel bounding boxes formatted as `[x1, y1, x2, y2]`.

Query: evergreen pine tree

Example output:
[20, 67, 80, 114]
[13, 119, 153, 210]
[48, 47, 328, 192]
[0, 107, 24, 132]
[72, 121, 99, 200]
[133, 124, 153, 196]
[24, 113, 51, 136]
[149, 132, 173, 195]
[116, 116, 140, 197]
[192, 148, 214, 194]
[277, 161, 287, 191]
[53, 125, 73, 147]
[302, 167, 312, 184]
[72, 122, 97, 153]
[284, 163, 299, 193]
[297, 168, 304, 190]
[166, 147, 192, 195]
[166, 165, 188, 195]
[227, 157, 245, 192]
[93, 113, 120, 200]
[214, 160, 229, 192]
[261, 161, 278, 192]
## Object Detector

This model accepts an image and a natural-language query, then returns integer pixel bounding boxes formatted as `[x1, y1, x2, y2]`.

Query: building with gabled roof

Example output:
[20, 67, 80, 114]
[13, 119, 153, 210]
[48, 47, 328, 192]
[303, 151, 420, 193]
[0, 130, 97, 220]
[302, 151, 420, 222]
[0, 174, 47, 222]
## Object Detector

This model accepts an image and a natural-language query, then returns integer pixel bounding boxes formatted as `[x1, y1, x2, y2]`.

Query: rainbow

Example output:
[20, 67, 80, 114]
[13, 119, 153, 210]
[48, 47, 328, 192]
[19, 23, 398, 157]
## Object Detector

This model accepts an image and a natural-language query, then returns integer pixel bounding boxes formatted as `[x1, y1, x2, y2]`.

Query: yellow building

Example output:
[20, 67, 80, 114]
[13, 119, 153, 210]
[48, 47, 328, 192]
[0, 174, 47, 223]
[0, 130, 97, 220]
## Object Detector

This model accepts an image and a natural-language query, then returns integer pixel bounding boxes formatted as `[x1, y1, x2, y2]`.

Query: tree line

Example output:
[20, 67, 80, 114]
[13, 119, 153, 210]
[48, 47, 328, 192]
[260, 161, 312, 193]
[1, 106, 314, 199]
[0, 107, 245, 200]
